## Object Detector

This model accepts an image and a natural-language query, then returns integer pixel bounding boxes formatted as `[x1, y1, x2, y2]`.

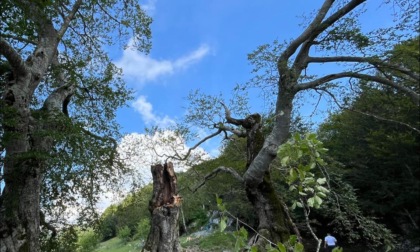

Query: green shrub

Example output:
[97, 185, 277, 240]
[77, 229, 100, 252]
[133, 218, 150, 241]
[198, 232, 236, 250]
[117, 225, 132, 244]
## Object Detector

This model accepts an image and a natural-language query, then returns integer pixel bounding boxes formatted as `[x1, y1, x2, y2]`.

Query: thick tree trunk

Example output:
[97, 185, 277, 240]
[142, 163, 182, 252]
[245, 172, 290, 247]
[0, 91, 43, 251]
[241, 87, 296, 247]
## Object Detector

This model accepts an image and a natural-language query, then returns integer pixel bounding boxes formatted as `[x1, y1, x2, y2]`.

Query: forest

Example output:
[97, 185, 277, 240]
[0, 0, 419, 252]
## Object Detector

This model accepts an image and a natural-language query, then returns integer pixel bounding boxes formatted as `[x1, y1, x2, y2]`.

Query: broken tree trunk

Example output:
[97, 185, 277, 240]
[142, 162, 182, 252]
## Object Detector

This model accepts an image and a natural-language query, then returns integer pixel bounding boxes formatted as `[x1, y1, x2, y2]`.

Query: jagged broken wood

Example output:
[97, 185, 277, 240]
[142, 162, 182, 252]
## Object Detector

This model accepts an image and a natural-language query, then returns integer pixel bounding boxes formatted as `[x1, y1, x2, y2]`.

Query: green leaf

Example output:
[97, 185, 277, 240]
[294, 242, 304, 252]
[281, 156, 290, 166]
[307, 197, 315, 207]
[316, 178, 327, 184]
[316, 192, 327, 198]
[288, 235, 297, 245]
[309, 162, 316, 169]
[216, 195, 222, 205]
[317, 186, 330, 193]
[219, 217, 227, 232]
[250, 246, 259, 252]
[297, 150, 303, 158]
[276, 242, 286, 252]
[314, 195, 323, 207]
[289, 168, 298, 182]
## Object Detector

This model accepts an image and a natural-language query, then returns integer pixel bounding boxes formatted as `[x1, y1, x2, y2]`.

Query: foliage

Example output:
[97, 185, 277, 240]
[41, 226, 79, 252]
[317, 36, 420, 243]
[77, 229, 100, 252]
[134, 218, 150, 241]
[319, 173, 396, 251]
[177, 146, 254, 231]
[216, 196, 304, 252]
[117, 226, 131, 244]
[278, 133, 329, 210]
[98, 185, 152, 241]
[1, 0, 152, 249]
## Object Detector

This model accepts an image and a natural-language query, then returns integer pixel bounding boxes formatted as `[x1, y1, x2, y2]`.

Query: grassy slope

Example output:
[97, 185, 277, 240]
[95, 232, 236, 252]
[95, 237, 142, 252]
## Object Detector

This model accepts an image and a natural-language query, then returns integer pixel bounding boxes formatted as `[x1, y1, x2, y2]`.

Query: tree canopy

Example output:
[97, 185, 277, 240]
[0, 0, 151, 250]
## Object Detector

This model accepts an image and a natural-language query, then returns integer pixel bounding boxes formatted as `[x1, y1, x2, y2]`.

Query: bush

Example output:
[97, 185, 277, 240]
[77, 229, 100, 252]
[133, 218, 150, 241]
[117, 225, 132, 244]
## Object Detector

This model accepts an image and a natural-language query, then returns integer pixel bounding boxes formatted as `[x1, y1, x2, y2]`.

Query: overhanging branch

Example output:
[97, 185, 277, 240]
[298, 72, 419, 105]
[0, 38, 29, 76]
[307, 56, 419, 81]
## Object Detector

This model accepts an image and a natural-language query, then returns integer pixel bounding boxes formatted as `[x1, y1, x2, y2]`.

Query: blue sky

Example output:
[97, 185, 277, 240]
[111, 0, 398, 156]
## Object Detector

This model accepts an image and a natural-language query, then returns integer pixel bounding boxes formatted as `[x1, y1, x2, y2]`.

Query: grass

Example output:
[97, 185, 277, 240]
[94, 237, 142, 252]
[95, 231, 236, 252]
[181, 231, 236, 251]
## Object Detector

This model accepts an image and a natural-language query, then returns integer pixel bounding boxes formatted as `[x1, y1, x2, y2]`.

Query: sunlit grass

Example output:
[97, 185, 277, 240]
[94, 237, 142, 252]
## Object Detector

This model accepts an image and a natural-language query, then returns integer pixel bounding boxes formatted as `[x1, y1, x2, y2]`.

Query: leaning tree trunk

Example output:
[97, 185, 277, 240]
[241, 88, 296, 248]
[142, 162, 182, 252]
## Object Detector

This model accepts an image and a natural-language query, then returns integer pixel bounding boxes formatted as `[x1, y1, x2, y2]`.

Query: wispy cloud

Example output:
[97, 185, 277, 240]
[142, 0, 157, 16]
[132, 95, 175, 127]
[115, 42, 210, 85]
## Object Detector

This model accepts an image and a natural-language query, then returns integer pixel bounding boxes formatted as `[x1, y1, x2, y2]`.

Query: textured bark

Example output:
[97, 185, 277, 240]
[246, 173, 290, 247]
[0, 13, 70, 252]
[143, 163, 181, 252]
[221, 106, 293, 245]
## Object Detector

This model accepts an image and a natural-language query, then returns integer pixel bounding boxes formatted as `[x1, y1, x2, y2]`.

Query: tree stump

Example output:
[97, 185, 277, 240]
[142, 162, 182, 252]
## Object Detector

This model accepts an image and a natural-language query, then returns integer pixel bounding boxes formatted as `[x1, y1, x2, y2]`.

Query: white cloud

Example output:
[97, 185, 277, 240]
[142, 0, 157, 16]
[132, 95, 176, 127]
[115, 42, 210, 84]
[96, 131, 212, 211]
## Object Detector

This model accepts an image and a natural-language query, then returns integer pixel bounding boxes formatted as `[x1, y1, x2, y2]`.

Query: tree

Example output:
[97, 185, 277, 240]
[0, 0, 151, 251]
[317, 37, 420, 245]
[155, 0, 419, 246]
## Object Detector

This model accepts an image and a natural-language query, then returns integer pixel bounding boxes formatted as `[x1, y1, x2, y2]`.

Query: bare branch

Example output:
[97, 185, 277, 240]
[298, 72, 419, 105]
[167, 129, 223, 162]
[57, 0, 83, 40]
[190, 166, 243, 193]
[215, 124, 246, 138]
[308, 56, 419, 81]
[279, 0, 335, 61]
[220, 102, 244, 126]
[281, 0, 366, 65]
[0, 34, 36, 45]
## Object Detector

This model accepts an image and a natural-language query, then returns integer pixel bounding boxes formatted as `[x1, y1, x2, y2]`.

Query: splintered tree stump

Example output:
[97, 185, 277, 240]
[142, 162, 182, 252]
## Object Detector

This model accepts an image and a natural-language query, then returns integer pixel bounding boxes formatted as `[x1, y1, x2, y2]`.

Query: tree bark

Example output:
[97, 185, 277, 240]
[0, 19, 66, 251]
[245, 172, 290, 247]
[221, 107, 294, 247]
[142, 162, 182, 252]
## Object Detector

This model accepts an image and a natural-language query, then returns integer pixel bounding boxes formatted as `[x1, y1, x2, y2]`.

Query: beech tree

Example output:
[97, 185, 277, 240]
[151, 0, 419, 247]
[317, 37, 419, 245]
[0, 0, 151, 251]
